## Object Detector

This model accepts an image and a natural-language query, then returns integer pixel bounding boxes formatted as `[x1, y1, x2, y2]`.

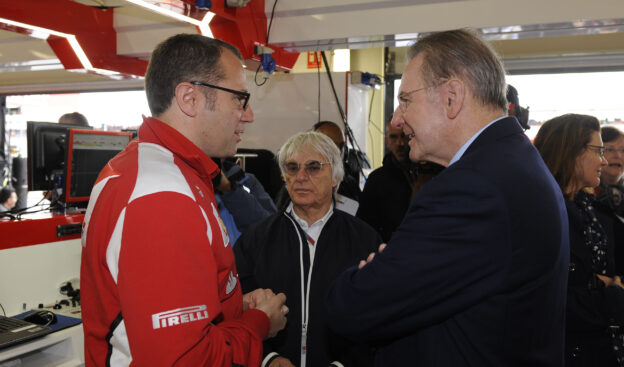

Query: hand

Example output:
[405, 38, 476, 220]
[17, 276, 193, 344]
[358, 243, 387, 269]
[597, 274, 624, 288]
[268, 356, 296, 367]
[215, 172, 232, 193]
[255, 291, 288, 338]
[243, 288, 273, 311]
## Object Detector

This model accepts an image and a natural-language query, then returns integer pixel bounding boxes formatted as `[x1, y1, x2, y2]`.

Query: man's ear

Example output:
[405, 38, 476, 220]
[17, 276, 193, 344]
[444, 79, 465, 119]
[174, 82, 200, 117]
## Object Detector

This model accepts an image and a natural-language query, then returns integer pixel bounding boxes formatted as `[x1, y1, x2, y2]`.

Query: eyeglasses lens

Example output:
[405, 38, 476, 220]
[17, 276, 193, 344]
[284, 161, 324, 176]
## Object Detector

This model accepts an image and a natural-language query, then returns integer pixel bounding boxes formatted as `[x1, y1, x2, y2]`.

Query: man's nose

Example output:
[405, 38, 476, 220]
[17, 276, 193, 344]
[391, 106, 404, 129]
[242, 105, 254, 123]
[294, 166, 309, 180]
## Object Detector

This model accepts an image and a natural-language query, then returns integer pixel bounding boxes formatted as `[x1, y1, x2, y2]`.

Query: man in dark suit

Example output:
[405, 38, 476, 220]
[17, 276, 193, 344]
[325, 29, 569, 366]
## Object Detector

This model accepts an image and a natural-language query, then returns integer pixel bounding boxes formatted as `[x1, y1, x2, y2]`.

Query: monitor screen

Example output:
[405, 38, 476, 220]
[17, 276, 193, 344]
[64, 129, 132, 203]
[26, 121, 93, 192]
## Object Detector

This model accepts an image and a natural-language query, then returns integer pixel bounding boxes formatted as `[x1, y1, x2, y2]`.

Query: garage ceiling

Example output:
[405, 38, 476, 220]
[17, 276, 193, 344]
[1, 0, 624, 94]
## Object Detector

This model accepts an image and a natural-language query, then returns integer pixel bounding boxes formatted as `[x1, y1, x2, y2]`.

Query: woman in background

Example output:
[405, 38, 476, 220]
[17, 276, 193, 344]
[534, 113, 624, 367]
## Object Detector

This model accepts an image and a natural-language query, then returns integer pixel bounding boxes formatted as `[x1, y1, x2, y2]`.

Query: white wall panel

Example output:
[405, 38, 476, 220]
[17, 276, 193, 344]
[243, 71, 368, 153]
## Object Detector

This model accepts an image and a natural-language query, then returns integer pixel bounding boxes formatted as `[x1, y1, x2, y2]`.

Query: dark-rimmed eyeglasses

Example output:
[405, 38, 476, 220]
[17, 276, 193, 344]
[283, 160, 331, 177]
[190, 81, 250, 110]
[586, 144, 605, 157]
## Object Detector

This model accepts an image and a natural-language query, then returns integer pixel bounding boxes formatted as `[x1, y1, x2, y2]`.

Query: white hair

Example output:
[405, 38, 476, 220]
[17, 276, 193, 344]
[277, 131, 344, 195]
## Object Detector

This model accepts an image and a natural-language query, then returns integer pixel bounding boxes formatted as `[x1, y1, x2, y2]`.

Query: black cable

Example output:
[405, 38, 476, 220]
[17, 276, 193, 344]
[254, 63, 268, 86]
[367, 87, 378, 161]
[265, 0, 278, 44]
[319, 51, 367, 177]
[317, 53, 321, 122]
[41, 310, 55, 327]
[14, 199, 65, 220]
[368, 87, 376, 124]
[254, 0, 279, 86]
[0, 211, 16, 220]
[0, 303, 5, 317]
[11, 194, 47, 215]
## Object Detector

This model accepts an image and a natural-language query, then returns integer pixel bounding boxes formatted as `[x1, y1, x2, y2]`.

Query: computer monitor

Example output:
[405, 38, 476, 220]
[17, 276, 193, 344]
[26, 121, 93, 192]
[64, 129, 132, 203]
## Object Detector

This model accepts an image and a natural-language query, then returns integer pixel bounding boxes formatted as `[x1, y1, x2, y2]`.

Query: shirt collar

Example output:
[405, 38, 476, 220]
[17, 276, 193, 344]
[448, 115, 506, 166]
[138, 116, 219, 182]
[286, 201, 334, 231]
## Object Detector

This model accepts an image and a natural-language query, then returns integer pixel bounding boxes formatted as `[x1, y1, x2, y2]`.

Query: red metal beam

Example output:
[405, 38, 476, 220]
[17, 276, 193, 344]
[178, 0, 299, 70]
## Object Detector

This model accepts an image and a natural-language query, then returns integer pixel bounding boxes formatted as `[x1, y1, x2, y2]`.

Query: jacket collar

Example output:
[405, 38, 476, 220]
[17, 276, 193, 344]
[138, 116, 219, 182]
[464, 116, 526, 157]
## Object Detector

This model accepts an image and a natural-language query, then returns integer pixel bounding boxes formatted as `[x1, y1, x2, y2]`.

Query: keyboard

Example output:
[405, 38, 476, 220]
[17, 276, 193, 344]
[0, 315, 52, 349]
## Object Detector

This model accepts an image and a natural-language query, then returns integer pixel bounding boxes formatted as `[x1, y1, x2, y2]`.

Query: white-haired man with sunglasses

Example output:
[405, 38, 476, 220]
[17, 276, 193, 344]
[234, 131, 380, 367]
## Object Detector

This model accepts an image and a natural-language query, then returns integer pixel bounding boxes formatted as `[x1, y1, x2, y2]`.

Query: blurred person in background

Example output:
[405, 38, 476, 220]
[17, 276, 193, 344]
[59, 112, 90, 127]
[357, 121, 417, 242]
[0, 185, 17, 212]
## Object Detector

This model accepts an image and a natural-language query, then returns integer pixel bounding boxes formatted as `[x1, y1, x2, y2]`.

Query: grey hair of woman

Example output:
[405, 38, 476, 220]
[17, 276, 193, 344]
[277, 131, 344, 195]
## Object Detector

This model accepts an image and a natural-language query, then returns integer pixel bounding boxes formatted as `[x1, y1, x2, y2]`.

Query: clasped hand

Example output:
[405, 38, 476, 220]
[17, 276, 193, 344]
[243, 288, 288, 338]
[358, 243, 387, 269]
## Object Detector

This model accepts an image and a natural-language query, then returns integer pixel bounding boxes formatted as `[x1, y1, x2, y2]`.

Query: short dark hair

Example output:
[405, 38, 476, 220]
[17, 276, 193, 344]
[0, 186, 15, 205]
[59, 112, 89, 127]
[145, 34, 243, 116]
[601, 126, 624, 143]
[313, 121, 341, 132]
[533, 113, 601, 199]
[408, 29, 507, 113]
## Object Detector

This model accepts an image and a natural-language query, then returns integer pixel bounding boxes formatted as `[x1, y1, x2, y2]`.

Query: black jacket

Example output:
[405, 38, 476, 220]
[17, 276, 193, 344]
[594, 185, 624, 275]
[565, 199, 624, 367]
[234, 209, 379, 367]
[357, 153, 413, 242]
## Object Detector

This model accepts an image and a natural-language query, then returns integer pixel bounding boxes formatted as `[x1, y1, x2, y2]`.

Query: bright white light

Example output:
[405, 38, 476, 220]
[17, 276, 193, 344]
[507, 72, 624, 122]
[198, 12, 215, 37]
[125, 0, 214, 37]
[333, 49, 350, 72]
[66, 35, 93, 70]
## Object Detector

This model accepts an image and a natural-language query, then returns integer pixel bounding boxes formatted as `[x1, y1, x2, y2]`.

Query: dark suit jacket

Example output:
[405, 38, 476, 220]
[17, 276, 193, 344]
[325, 117, 570, 366]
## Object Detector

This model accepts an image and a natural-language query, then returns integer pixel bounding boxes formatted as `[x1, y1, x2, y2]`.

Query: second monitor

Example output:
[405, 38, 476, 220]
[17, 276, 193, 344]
[64, 129, 132, 204]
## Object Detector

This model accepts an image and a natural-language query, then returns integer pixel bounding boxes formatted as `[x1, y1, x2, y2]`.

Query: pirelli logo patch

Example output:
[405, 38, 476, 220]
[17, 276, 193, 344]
[152, 305, 209, 330]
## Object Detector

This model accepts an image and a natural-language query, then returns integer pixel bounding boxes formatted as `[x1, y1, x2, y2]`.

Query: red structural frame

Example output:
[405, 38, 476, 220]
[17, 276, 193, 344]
[0, 0, 149, 76]
[0, 0, 298, 77]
